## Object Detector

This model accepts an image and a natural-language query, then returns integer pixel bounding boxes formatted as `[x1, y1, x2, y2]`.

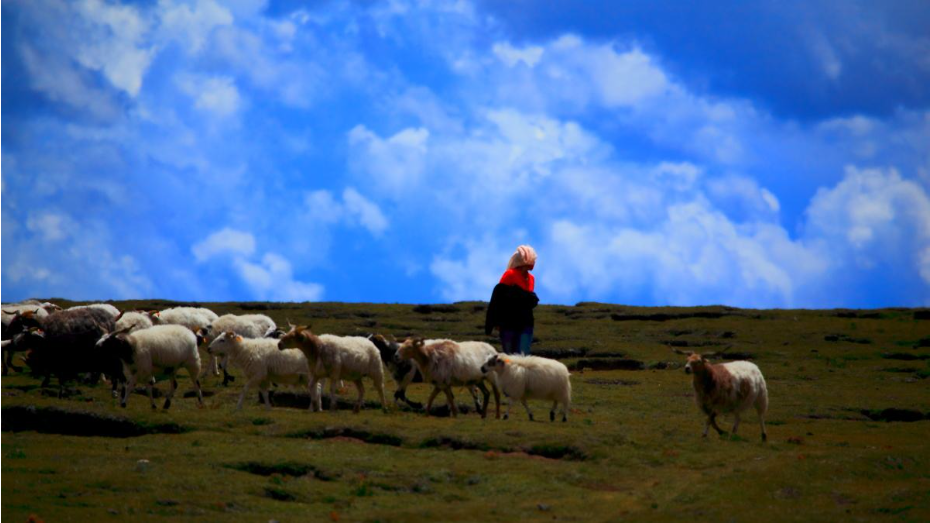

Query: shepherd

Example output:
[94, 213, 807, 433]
[485, 245, 539, 355]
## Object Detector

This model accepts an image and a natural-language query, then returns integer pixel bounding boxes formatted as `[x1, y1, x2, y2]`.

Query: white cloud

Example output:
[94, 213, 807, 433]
[234, 253, 324, 301]
[348, 125, 429, 195]
[19, 45, 122, 121]
[492, 42, 543, 68]
[71, 0, 154, 96]
[303, 187, 389, 235]
[804, 166, 930, 277]
[26, 213, 73, 242]
[342, 188, 389, 235]
[158, 0, 234, 53]
[192, 228, 256, 262]
[177, 74, 242, 116]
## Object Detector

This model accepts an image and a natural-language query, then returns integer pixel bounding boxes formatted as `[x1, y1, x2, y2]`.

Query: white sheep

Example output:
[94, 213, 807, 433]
[114, 311, 157, 333]
[208, 331, 315, 410]
[201, 314, 275, 385]
[68, 303, 121, 319]
[396, 338, 501, 419]
[157, 307, 221, 375]
[278, 326, 387, 413]
[481, 354, 571, 422]
[676, 349, 769, 441]
[96, 324, 204, 410]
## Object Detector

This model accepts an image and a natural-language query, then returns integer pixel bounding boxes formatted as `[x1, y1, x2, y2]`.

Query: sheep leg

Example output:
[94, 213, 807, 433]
[561, 399, 569, 422]
[147, 377, 157, 410]
[395, 366, 420, 409]
[467, 385, 482, 412]
[550, 401, 558, 422]
[121, 375, 137, 408]
[221, 356, 235, 386]
[520, 398, 534, 421]
[372, 374, 388, 413]
[475, 381, 491, 419]
[443, 387, 458, 418]
[236, 378, 257, 410]
[504, 396, 513, 420]
[425, 386, 442, 417]
[163, 375, 178, 410]
[731, 413, 741, 437]
[306, 376, 318, 411]
[329, 372, 340, 412]
[758, 412, 767, 442]
[353, 379, 364, 414]
[261, 384, 272, 410]
[704, 413, 725, 436]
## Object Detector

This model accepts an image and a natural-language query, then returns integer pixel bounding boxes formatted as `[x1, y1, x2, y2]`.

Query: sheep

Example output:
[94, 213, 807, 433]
[2, 310, 48, 374]
[19, 308, 119, 398]
[368, 334, 423, 409]
[481, 354, 571, 422]
[114, 311, 158, 333]
[200, 314, 275, 385]
[156, 306, 220, 376]
[395, 338, 501, 419]
[67, 303, 121, 319]
[278, 326, 387, 413]
[2, 303, 58, 340]
[674, 349, 768, 441]
[2, 329, 42, 375]
[208, 331, 315, 410]
[96, 325, 204, 410]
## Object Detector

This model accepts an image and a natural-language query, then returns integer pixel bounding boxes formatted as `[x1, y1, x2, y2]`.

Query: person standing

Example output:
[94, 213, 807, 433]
[485, 245, 539, 355]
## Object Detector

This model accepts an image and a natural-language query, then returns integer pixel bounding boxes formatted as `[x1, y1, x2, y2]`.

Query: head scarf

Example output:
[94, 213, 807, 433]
[507, 245, 537, 270]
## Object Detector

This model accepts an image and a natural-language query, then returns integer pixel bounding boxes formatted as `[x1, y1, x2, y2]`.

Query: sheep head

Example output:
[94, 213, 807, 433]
[395, 337, 424, 363]
[481, 354, 510, 374]
[278, 325, 313, 351]
[95, 327, 134, 364]
[208, 331, 242, 355]
[683, 353, 709, 375]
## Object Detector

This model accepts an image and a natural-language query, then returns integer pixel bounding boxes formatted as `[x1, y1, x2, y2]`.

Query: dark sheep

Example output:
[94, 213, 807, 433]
[368, 334, 423, 410]
[21, 308, 120, 398]
[3, 311, 46, 374]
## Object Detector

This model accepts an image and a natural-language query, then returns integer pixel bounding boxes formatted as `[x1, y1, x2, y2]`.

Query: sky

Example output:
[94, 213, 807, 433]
[2, 0, 929, 308]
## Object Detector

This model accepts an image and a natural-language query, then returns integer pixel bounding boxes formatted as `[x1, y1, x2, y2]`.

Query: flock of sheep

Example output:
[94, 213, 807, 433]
[1, 300, 769, 440]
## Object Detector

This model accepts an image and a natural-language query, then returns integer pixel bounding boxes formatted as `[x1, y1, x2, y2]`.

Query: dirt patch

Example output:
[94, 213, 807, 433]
[224, 461, 335, 481]
[421, 436, 587, 461]
[859, 408, 929, 422]
[824, 334, 872, 344]
[611, 311, 732, 322]
[834, 310, 884, 319]
[573, 358, 645, 371]
[264, 391, 477, 417]
[288, 426, 404, 447]
[532, 348, 590, 359]
[2, 405, 188, 438]
[664, 340, 723, 348]
[881, 352, 930, 361]
[412, 304, 461, 314]
[584, 378, 640, 386]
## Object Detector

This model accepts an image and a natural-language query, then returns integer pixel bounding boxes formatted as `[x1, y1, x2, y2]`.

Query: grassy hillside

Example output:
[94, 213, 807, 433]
[3, 300, 929, 521]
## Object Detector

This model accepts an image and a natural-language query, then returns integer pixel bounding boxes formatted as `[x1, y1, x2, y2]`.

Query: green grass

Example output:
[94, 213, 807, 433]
[3, 300, 930, 521]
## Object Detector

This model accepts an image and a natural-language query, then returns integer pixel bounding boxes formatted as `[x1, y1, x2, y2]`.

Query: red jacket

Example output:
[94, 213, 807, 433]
[499, 268, 534, 292]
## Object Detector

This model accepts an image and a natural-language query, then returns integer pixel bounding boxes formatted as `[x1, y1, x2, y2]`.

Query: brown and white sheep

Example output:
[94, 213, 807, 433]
[675, 349, 768, 441]
[278, 326, 387, 413]
[395, 338, 501, 419]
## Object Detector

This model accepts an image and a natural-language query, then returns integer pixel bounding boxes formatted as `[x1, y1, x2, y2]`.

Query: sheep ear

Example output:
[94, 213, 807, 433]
[234, 335, 244, 342]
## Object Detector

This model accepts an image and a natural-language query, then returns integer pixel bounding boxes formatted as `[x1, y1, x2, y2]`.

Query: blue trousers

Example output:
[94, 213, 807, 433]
[500, 326, 533, 355]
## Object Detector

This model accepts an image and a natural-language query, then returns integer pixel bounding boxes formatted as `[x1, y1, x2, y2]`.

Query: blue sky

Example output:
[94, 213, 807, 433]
[2, 0, 929, 308]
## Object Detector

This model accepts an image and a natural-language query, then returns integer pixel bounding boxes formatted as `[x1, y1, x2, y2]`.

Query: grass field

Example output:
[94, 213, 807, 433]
[3, 300, 930, 521]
